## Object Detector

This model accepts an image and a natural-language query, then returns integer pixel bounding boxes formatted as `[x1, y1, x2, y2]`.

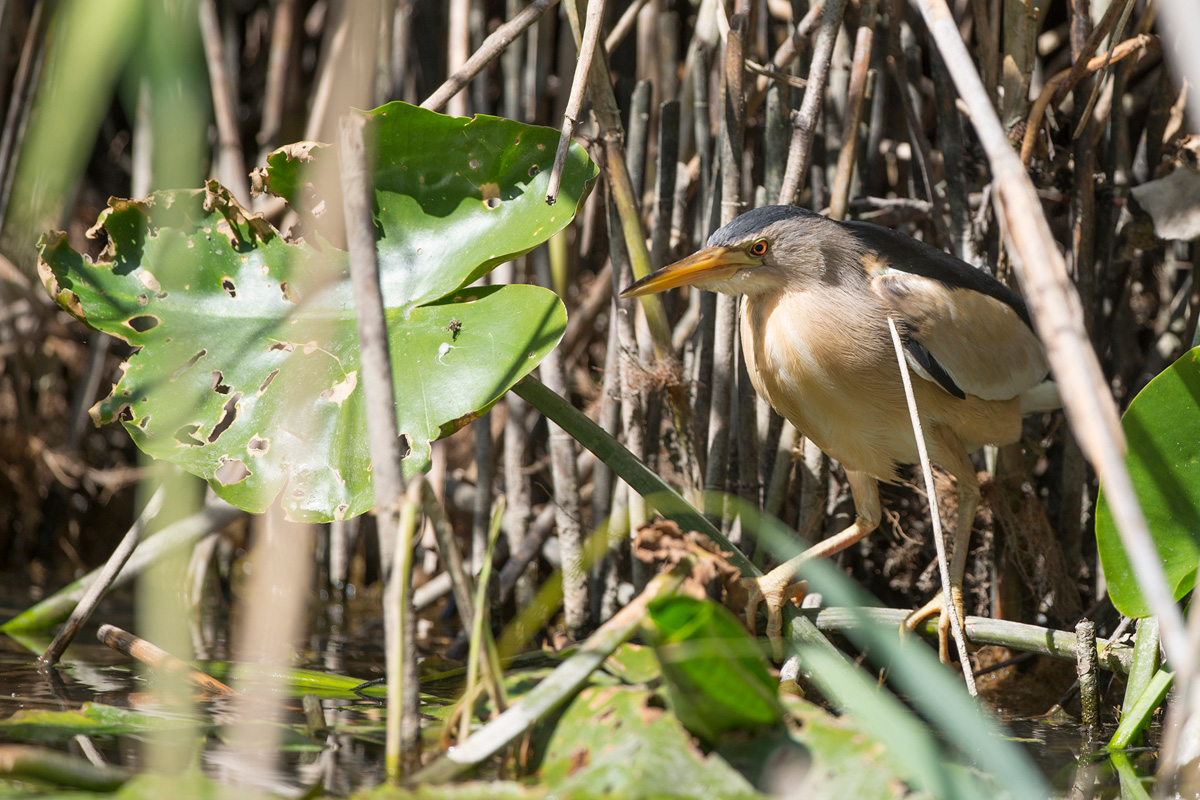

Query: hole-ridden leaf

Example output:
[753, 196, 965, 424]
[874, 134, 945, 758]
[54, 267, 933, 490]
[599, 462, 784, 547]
[39, 102, 598, 522]
[1097, 346, 1200, 618]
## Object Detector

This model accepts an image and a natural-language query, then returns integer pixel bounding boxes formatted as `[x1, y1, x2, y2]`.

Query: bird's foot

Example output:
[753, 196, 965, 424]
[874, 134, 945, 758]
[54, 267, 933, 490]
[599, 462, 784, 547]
[744, 567, 807, 662]
[903, 589, 966, 665]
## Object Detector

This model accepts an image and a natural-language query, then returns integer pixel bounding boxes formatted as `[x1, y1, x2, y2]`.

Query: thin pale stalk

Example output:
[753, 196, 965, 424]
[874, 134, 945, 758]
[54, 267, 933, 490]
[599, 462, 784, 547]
[764, 420, 799, 519]
[472, 413, 495, 572]
[446, 0, 471, 117]
[604, 0, 650, 54]
[608, 193, 650, 587]
[590, 312, 621, 623]
[385, 483, 421, 779]
[705, 292, 737, 527]
[887, 317, 975, 695]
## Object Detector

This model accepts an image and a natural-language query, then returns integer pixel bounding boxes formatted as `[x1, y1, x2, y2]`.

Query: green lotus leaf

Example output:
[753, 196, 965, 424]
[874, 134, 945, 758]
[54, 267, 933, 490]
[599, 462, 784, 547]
[38, 103, 597, 522]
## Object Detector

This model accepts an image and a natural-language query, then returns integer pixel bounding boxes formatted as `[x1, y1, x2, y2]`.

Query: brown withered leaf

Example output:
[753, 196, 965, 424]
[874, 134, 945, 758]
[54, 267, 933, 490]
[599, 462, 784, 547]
[633, 520, 747, 613]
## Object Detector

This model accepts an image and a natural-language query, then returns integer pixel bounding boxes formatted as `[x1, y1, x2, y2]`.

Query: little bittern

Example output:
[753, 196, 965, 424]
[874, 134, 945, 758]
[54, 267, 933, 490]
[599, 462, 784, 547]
[621, 205, 1059, 661]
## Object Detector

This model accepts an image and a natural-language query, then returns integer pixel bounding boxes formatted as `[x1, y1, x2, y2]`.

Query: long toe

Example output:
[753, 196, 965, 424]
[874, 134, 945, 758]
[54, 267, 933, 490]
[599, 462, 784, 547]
[744, 566, 799, 662]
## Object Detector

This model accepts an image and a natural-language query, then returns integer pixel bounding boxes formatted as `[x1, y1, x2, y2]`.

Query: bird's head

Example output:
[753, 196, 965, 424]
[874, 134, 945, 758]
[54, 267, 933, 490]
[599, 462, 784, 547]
[620, 205, 834, 299]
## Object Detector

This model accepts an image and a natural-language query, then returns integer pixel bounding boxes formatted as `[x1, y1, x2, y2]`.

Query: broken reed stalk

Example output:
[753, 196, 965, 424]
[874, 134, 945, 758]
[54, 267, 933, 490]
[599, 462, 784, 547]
[338, 113, 418, 780]
[909, 0, 1190, 671]
[421, 0, 559, 113]
[886, 317, 976, 696]
[97, 624, 235, 697]
[546, 0, 604, 205]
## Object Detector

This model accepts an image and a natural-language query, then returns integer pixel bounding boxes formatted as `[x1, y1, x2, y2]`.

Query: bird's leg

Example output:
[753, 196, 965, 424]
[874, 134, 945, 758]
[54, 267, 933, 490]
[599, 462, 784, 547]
[903, 458, 981, 664]
[746, 471, 880, 660]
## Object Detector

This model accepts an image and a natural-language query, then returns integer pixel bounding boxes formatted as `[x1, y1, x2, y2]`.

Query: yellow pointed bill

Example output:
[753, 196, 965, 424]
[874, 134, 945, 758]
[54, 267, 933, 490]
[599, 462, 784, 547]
[619, 246, 756, 298]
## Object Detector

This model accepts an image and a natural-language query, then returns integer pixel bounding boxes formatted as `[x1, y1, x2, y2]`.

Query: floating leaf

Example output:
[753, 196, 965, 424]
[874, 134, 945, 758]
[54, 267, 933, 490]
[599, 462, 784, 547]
[1096, 346, 1200, 617]
[39, 102, 597, 522]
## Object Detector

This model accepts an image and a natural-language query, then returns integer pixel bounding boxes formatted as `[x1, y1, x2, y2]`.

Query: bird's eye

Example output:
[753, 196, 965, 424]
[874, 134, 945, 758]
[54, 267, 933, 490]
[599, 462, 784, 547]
[750, 240, 768, 256]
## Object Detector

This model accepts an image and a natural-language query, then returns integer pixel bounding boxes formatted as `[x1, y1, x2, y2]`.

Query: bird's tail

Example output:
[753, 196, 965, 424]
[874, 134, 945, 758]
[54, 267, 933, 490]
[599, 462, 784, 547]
[1019, 380, 1061, 414]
